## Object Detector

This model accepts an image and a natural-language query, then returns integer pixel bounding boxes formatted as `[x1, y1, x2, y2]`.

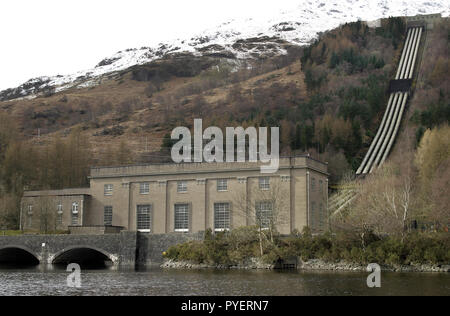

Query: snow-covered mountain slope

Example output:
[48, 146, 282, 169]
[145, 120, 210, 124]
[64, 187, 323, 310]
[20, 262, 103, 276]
[1, 0, 448, 101]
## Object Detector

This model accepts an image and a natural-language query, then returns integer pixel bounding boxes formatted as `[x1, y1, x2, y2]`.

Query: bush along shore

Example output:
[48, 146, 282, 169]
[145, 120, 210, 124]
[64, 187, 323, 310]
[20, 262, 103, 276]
[162, 227, 450, 272]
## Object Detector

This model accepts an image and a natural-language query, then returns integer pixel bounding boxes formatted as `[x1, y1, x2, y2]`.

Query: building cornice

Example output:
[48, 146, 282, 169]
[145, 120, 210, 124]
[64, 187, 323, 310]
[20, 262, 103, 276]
[88, 165, 329, 180]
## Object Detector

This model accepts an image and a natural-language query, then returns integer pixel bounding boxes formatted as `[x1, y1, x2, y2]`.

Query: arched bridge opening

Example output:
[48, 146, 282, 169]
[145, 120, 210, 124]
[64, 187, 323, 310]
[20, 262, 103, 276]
[52, 247, 115, 269]
[0, 247, 40, 267]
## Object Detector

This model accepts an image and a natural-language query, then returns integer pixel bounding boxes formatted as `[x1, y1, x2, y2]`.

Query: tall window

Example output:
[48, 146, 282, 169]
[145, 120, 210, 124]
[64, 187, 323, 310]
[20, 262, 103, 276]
[177, 181, 187, 193]
[27, 205, 33, 228]
[310, 202, 316, 229]
[214, 203, 231, 231]
[256, 201, 273, 229]
[56, 202, 63, 225]
[217, 179, 228, 192]
[104, 206, 113, 226]
[319, 180, 323, 193]
[174, 204, 189, 232]
[311, 178, 316, 192]
[104, 184, 113, 196]
[71, 202, 79, 226]
[57, 213, 63, 225]
[137, 205, 151, 232]
[140, 182, 150, 195]
[259, 177, 270, 190]
[319, 203, 324, 228]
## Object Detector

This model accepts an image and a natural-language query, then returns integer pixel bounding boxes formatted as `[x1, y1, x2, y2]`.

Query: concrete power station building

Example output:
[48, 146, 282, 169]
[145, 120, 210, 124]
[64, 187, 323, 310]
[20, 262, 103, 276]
[21, 156, 328, 235]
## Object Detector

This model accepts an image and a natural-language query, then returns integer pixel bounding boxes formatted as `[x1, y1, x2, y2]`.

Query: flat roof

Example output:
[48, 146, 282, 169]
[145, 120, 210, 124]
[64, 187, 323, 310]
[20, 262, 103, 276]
[23, 188, 91, 197]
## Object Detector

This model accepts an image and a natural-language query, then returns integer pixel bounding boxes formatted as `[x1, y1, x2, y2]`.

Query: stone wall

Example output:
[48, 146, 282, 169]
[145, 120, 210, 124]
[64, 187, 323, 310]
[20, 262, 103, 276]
[136, 232, 204, 266]
[0, 231, 203, 267]
[69, 226, 125, 235]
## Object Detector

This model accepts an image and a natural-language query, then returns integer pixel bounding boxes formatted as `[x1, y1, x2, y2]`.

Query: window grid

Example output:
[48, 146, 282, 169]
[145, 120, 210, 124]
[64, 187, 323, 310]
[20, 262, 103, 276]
[259, 177, 270, 190]
[140, 182, 150, 195]
[311, 202, 316, 229]
[57, 202, 63, 214]
[104, 184, 113, 196]
[72, 202, 79, 214]
[217, 179, 228, 192]
[71, 213, 78, 226]
[177, 181, 187, 193]
[319, 203, 324, 229]
[71, 202, 79, 226]
[256, 201, 273, 229]
[214, 203, 231, 231]
[137, 205, 151, 231]
[175, 204, 189, 232]
[104, 206, 113, 226]
[57, 213, 63, 225]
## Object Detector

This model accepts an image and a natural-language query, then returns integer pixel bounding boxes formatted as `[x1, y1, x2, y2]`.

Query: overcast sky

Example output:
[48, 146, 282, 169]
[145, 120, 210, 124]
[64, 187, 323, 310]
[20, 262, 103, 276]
[0, 0, 300, 91]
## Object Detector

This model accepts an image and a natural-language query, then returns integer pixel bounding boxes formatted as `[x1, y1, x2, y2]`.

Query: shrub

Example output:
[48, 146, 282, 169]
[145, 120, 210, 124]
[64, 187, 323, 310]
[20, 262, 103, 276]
[163, 228, 449, 267]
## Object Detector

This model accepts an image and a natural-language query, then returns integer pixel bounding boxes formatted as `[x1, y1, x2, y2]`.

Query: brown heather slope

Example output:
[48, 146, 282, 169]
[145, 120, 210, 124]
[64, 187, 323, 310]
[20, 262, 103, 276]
[1, 18, 426, 181]
[0, 56, 306, 163]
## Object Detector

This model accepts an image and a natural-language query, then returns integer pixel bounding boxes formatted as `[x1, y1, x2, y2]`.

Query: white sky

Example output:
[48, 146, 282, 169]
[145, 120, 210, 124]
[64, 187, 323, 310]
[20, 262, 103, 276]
[0, 0, 300, 91]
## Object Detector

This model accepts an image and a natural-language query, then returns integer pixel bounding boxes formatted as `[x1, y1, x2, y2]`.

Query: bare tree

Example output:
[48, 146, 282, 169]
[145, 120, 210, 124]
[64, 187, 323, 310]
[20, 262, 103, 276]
[37, 197, 56, 234]
[232, 179, 290, 256]
[333, 163, 415, 242]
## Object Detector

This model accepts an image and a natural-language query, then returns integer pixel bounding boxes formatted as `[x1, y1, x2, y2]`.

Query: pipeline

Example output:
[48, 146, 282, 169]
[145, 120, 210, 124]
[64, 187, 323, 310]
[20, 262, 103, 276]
[356, 26, 424, 175]
[331, 24, 425, 217]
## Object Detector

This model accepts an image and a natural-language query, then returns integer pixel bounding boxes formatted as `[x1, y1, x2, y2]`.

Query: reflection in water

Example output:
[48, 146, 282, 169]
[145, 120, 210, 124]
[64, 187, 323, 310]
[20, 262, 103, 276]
[0, 266, 449, 296]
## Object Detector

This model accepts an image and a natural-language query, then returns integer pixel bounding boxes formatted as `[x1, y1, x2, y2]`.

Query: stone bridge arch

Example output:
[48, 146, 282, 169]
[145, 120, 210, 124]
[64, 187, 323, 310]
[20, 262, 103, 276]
[0, 245, 41, 265]
[50, 245, 119, 265]
[0, 232, 137, 267]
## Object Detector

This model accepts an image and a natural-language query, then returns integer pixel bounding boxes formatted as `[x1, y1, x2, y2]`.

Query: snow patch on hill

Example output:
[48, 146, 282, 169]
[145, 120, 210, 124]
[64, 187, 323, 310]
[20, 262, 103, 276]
[1, 0, 448, 101]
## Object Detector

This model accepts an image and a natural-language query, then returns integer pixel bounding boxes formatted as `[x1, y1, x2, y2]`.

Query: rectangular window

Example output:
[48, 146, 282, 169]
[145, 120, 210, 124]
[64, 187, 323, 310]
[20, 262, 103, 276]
[259, 177, 270, 190]
[174, 204, 189, 232]
[319, 203, 324, 228]
[57, 202, 63, 214]
[137, 205, 152, 232]
[27, 205, 33, 215]
[256, 201, 273, 229]
[311, 202, 316, 229]
[71, 212, 78, 226]
[104, 206, 113, 226]
[214, 203, 231, 231]
[27, 215, 32, 228]
[104, 184, 113, 196]
[319, 180, 323, 193]
[311, 178, 316, 192]
[177, 181, 187, 193]
[57, 213, 63, 225]
[140, 182, 150, 195]
[217, 179, 228, 192]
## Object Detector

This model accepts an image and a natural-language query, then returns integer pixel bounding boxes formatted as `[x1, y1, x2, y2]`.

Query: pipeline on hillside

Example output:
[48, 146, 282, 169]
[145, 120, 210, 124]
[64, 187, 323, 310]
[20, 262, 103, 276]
[356, 26, 423, 175]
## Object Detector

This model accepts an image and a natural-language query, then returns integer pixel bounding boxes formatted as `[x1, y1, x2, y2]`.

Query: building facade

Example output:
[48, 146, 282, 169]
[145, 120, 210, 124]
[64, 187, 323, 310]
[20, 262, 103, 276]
[21, 156, 328, 235]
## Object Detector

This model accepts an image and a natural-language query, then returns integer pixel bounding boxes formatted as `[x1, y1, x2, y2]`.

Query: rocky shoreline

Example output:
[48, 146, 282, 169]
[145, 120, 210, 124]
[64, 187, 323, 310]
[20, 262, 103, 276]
[161, 258, 450, 273]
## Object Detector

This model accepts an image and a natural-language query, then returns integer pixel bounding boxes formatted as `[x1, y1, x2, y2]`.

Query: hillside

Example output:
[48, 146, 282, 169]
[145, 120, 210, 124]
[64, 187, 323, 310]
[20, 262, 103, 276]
[1, 0, 448, 101]
[0, 15, 449, 232]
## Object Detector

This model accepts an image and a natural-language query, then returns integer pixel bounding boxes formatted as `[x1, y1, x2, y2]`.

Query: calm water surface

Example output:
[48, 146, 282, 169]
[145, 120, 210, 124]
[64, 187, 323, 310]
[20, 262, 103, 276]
[0, 265, 449, 296]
